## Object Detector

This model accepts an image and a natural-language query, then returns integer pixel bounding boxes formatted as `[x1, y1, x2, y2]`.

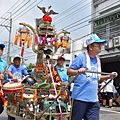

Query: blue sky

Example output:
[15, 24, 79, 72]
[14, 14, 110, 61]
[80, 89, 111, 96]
[0, 0, 91, 64]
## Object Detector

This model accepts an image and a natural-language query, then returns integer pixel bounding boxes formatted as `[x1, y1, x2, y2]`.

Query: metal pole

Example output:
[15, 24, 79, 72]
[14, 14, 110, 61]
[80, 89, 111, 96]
[0, 13, 12, 66]
[7, 17, 12, 66]
[86, 70, 113, 75]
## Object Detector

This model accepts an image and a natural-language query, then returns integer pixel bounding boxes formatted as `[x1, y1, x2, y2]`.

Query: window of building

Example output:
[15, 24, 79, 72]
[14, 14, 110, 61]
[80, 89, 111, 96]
[93, 25, 107, 39]
[110, 19, 120, 37]
[66, 64, 69, 67]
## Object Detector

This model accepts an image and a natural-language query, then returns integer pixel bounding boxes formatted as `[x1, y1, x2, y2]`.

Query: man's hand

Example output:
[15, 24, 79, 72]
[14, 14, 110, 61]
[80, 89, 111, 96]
[78, 68, 86, 74]
[110, 72, 118, 79]
[0, 74, 4, 80]
[12, 76, 18, 82]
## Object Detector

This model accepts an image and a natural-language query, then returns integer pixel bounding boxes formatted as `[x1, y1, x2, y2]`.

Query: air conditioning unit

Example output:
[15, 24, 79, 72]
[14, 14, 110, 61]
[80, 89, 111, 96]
[104, 41, 109, 49]
[105, 39, 113, 50]
[114, 36, 120, 47]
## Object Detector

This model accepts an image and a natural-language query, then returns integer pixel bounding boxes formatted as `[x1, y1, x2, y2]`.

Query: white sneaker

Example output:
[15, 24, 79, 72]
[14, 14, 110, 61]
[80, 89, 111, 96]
[109, 106, 113, 109]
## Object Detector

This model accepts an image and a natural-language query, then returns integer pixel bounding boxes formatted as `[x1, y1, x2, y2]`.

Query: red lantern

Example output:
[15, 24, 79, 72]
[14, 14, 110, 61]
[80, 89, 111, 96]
[43, 15, 52, 23]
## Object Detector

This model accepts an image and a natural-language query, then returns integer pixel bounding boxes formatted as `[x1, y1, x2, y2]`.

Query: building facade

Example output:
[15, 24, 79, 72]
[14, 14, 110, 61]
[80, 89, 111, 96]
[92, 0, 120, 85]
[71, 40, 84, 61]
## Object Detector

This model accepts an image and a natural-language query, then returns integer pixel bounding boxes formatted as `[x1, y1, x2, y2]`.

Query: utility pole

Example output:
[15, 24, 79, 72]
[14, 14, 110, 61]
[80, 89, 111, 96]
[0, 13, 12, 65]
[7, 17, 12, 65]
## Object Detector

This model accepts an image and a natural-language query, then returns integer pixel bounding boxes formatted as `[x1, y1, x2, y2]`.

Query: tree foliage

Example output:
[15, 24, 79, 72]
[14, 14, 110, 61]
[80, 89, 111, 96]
[27, 63, 34, 70]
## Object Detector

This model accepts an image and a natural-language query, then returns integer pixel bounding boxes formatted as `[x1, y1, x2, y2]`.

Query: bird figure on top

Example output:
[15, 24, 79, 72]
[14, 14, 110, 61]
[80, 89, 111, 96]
[37, 6, 58, 15]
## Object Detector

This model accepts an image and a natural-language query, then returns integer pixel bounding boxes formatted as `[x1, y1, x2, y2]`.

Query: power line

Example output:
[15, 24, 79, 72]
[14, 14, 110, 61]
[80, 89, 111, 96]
[1, 0, 120, 34]
[70, 23, 90, 32]
[13, 0, 44, 21]
[69, 12, 120, 37]
[0, 0, 44, 34]
[60, 0, 120, 31]
[3, 20, 120, 58]
[71, 22, 120, 43]
[0, 0, 30, 33]
[53, 0, 87, 20]
[11, 0, 32, 17]
[56, 0, 120, 41]
[0, 0, 89, 28]
[0, 0, 25, 28]
[0, 0, 36, 29]
[0, 0, 21, 23]
[53, 0, 91, 25]
[1, 0, 120, 53]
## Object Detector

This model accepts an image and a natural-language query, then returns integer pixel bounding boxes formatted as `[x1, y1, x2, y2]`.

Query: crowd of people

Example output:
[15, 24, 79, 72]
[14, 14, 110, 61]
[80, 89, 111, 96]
[0, 42, 70, 119]
[0, 33, 119, 120]
[0, 43, 29, 120]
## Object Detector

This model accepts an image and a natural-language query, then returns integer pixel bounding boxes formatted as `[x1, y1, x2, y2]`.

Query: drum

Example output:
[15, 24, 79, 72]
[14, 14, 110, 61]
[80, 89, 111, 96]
[2, 83, 23, 93]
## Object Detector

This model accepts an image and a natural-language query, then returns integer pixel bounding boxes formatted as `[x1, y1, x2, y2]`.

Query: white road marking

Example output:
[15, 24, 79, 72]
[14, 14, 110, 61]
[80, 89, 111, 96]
[100, 108, 120, 114]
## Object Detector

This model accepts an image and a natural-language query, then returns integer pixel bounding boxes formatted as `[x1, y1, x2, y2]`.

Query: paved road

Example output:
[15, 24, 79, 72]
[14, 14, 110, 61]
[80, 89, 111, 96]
[100, 106, 120, 120]
[0, 107, 120, 120]
[0, 108, 8, 120]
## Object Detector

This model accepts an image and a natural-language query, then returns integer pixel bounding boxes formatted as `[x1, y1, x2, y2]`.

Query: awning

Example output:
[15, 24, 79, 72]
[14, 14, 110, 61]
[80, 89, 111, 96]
[100, 52, 120, 63]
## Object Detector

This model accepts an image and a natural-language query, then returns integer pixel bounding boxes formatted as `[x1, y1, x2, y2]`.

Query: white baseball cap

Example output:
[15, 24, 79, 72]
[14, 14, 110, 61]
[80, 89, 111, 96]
[86, 34, 106, 46]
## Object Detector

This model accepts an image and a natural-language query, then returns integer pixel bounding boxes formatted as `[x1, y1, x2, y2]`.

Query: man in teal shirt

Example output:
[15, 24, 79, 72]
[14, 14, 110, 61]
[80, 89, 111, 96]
[56, 56, 68, 84]
[8, 54, 28, 82]
[0, 43, 7, 114]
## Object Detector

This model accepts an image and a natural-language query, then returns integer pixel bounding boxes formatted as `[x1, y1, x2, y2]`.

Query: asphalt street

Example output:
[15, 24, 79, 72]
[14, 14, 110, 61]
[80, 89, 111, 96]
[0, 107, 120, 120]
[100, 106, 120, 120]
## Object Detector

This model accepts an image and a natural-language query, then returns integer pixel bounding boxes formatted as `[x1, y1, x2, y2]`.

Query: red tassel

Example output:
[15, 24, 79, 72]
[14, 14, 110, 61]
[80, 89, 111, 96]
[0, 92, 8, 106]
[21, 47, 24, 57]
[57, 53, 64, 60]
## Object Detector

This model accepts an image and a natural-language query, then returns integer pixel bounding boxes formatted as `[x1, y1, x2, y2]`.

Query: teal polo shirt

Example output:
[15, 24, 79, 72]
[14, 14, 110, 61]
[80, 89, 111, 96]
[0, 58, 7, 73]
[0, 57, 8, 82]
[55, 65, 68, 82]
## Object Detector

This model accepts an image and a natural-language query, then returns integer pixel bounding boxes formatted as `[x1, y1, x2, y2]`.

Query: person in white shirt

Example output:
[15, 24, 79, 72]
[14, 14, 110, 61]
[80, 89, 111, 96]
[105, 79, 114, 108]
[100, 80, 107, 107]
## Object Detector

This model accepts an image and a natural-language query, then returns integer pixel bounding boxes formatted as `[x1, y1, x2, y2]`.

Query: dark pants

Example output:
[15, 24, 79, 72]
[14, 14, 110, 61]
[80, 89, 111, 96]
[71, 99, 100, 120]
[0, 97, 4, 114]
[106, 92, 113, 100]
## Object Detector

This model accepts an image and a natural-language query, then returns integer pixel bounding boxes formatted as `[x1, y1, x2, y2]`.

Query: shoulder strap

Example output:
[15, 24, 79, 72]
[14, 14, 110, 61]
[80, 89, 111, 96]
[52, 66, 62, 83]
